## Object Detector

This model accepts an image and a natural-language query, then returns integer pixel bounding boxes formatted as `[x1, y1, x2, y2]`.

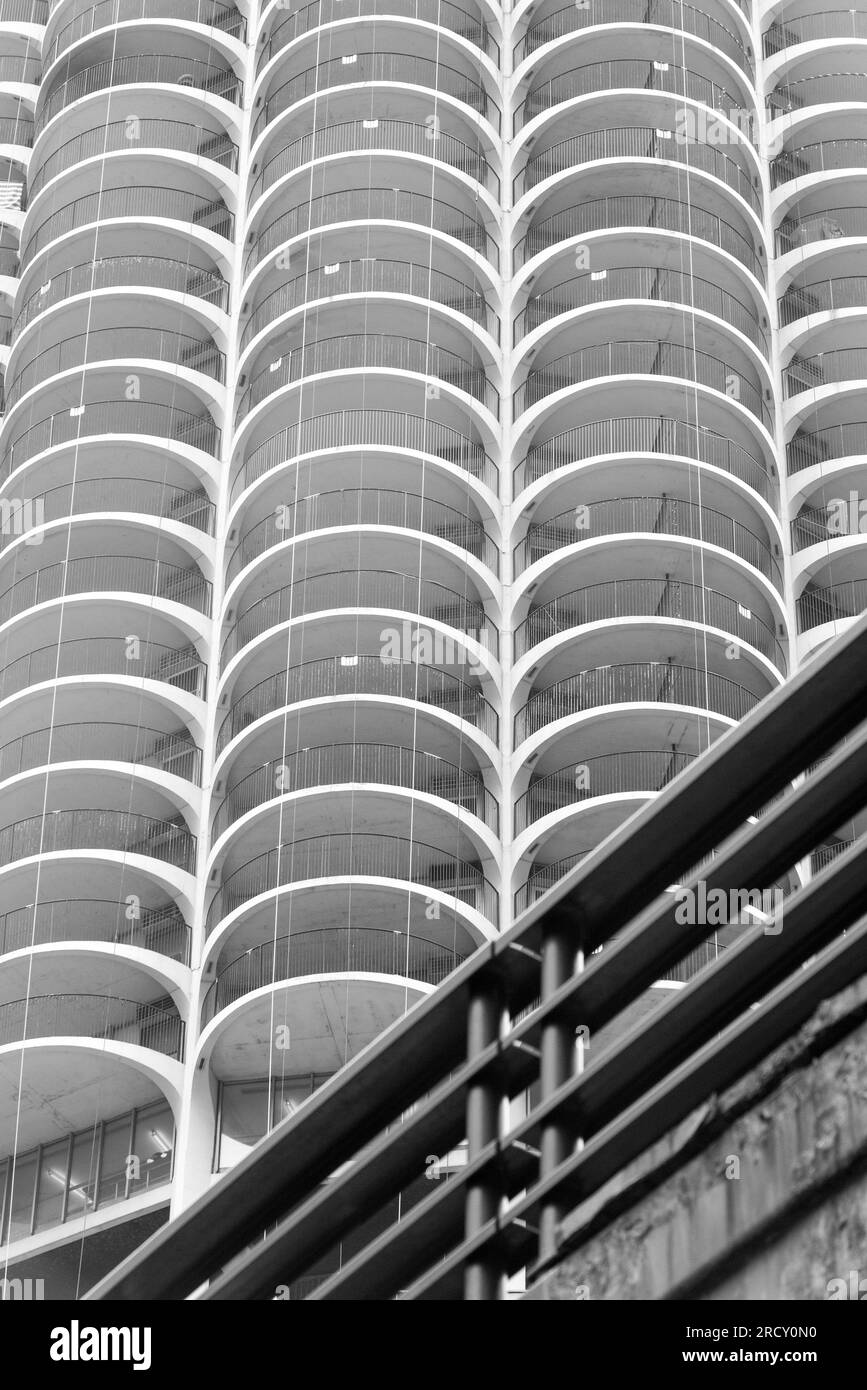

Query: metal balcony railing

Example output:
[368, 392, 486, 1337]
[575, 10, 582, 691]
[791, 505, 848, 553]
[0, 898, 190, 962]
[0, 554, 212, 623]
[233, 409, 497, 502]
[515, 749, 696, 832]
[240, 258, 498, 351]
[779, 274, 867, 325]
[784, 347, 867, 397]
[763, 9, 867, 54]
[0, 808, 195, 872]
[0, 0, 48, 20]
[0, 478, 214, 553]
[205, 832, 498, 932]
[0, 115, 33, 146]
[244, 186, 498, 274]
[28, 118, 238, 201]
[776, 206, 867, 255]
[787, 421, 867, 473]
[211, 743, 498, 841]
[514, 339, 769, 427]
[515, 0, 751, 72]
[6, 326, 225, 407]
[769, 73, 867, 115]
[0, 52, 40, 82]
[797, 580, 867, 633]
[252, 53, 500, 141]
[515, 663, 759, 743]
[22, 186, 233, 267]
[258, 0, 498, 69]
[514, 496, 781, 588]
[515, 265, 767, 351]
[514, 192, 762, 278]
[0, 721, 202, 786]
[37, 54, 242, 134]
[515, 59, 745, 131]
[513, 851, 590, 915]
[0, 994, 184, 1058]
[14, 256, 228, 339]
[202, 929, 469, 1025]
[44, 0, 245, 67]
[516, 127, 760, 210]
[221, 569, 497, 668]
[770, 138, 867, 189]
[216, 654, 498, 752]
[0, 636, 206, 703]
[2, 400, 220, 477]
[515, 576, 785, 668]
[237, 333, 499, 420]
[227, 488, 498, 583]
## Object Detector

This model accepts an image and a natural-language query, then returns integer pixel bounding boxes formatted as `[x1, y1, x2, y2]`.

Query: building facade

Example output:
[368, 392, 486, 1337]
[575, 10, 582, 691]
[0, 0, 863, 1296]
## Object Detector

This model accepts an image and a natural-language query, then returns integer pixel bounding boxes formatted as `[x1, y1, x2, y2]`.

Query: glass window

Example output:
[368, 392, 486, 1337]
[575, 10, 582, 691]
[97, 1116, 133, 1209]
[66, 1128, 99, 1222]
[34, 1138, 69, 1231]
[5, 1150, 37, 1243]
[272, 1076, 313, 1125]
[131, 1102, 174, 1194]
[218, 1081, 270, 1170]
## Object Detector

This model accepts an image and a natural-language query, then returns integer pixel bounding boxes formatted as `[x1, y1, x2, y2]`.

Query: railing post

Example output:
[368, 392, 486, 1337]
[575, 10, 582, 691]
[463, 971, 505, 1300]
[537, 910, 577, 1265]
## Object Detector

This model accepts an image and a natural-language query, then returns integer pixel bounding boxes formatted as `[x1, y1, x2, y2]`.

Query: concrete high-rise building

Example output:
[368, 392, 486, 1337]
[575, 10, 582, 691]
[0, 0, 863, 1298]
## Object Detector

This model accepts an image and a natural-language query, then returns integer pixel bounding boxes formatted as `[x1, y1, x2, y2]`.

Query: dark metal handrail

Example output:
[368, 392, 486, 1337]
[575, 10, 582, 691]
[0, 994, 184, 1057]
[770, 72, 867, 114]
[787, 421, 867, 474]
[37, 54, 242, 134]
[515, 749, 697, 832]
[0, 898, 190, 962]
[0, 635, 206, 702]
[797, 580, 867, 633]
[2, 399, 220, 478]
[45, 0, 245, 67]
[0, 808, 195, 872]
[779, 274, 867, 325]
[28, 117, 238, 201]
[21, 185, 233, 267]
[776, 206, 867, 255]
[764, 8, 867, 53]
[785, 346, 867, 397]
[515, 0, 750, 71]
[0, 478, 214, 553]
[771, 138, 867, 189]
[516, 58, 744, 130]
[0, 554, 212, 623]
[0, 720, 202, 786]
[14, 255, 229, 337]
[258, 0, 498, 69]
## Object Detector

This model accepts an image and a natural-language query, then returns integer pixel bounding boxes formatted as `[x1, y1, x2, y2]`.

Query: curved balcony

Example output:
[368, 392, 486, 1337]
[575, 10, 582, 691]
[515, 576, 785, 667]
[515, 496, 781, 588]
[0, 636, 206, 703]
[21, 186, 233, 268]
[28, 118, 238, 202]
[0, 478, 214, 556]
[514, 662, 760, 743]
[0, 0, 47, 21]
[0, 809, 195, 872]
[771, 139, 867, 189]
[0, 721, 202, 786]
[241, 259, 497, 353]
[515, 749, 696, 833]
[221, 570, 497, 669]
[515, 0, 752, 72]
[763, 10, 867, 55]
[216, 654, 497, 752]
[514, 851, 589, 915]
[515, 193, 762, 278]
[260, 0, 497, 69]
[6, 326, 225, 408]
[244, 187, 498, 276]
[516, 127, 760, 211]
[45, 0, 245, 69]
[0, 53, 40, 84]
[0, 555, 211, 624]
[2, 400, 220, 479]
[252, 54, 500, 143]
[0, 898, 190, 963]
[0, 114, 33, 148]
[227, 489, 498, 585]
[787, 421, 867, 474]
[791, 504, 851, 552]
[784, 347, 867, 399]
[516, 60, 746, 132]
[237, 333, 498, 421]
[201, 928, 468, 1027]
[769, 73, 867, 117]
[797, 579, 867, 633]
[517, 416, 774, 499]
[211, 743, 497, 842]
[779, 275, 867, 326]
[0, 995, 184, 1058]
[515, 339, 770, 428]
[233, 409, 497, 503]
[205, 832, 498, 932]
[36, 55, 242, 136]
[515, 265, 768, 352]
[776, 206, 867, 256]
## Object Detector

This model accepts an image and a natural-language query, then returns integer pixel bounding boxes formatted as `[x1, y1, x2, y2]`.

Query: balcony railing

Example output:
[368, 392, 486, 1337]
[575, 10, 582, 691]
[0, 994, 184, 1057]
[776, 206, 867, 256]
[514, 339, 769, 427]
[515, 576, 785, 667]
[45, 0, 245, 67]
[797, 580, 867, 633]
[515, 264, 767, 350]
[763, 9, 867, 54]
[0, 808, 195, 871]
[514, 496, 781, 588]
[787, 422, 867, 474]
[36, 54, 242, 134]
[0, 52, 40, 83]
[221, 569, 497, 667]
[240, 258, 498, 352]
[0, 115, 33, 147]
[0, 721, 202, 786]
[516, 127, 761, 209]
[216, 653, 498, 752]
[14, 256, 228, 338]
[22, 185, 233, 266]
[28, 118, 238, 202]
[258, 0, 498, 69]
[227, 488, 498, 584]
[779, 274, 867, 325]
[0, 635, 206, 702]
[237, 333, 499, 420]
[515, 749, 696, 832]
[515, 0, 751, 72]
[515, 59, 745, 131]
[2, 400, 220, 478]
[244, 185, 497, 275]
[0, 0, 48, 21]
[0, 898, 190, 962]
[232, 409, 497, 502]
[769, 73, 867, 115]
[252, 53, 500, 142]
[6, 326, 225, 407]
[0, 478, 214, 554]
[785, 347, 867, 397]
[514, 661, 760, 743]
[514, 192, 762, 279]
[211, 743, 498, 841]
[205, 832, 498, 932]
[792, 505, 846, 553]
[201, 929, 469, 1025]
[0, 554, 212, 624]
[771, 138, 867, 189]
